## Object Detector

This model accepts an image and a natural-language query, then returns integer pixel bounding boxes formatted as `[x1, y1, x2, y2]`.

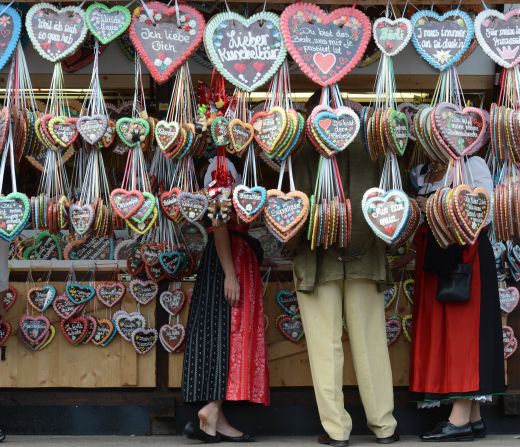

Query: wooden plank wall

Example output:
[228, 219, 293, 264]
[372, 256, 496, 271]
[0, 281, 156, 388]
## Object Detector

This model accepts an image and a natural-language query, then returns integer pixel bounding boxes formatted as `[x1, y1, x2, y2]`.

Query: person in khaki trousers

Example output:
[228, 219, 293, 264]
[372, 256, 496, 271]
[291, 137, 398, 446]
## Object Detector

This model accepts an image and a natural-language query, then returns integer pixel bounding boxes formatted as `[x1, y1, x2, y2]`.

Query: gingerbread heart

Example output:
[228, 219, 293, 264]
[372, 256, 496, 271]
[0, 320, 11, 346]
[129, 2, 205, 84]
[386, 316, 402, 346]
[96, 282, 125, 308]
[373, 18, 412, 57]
[402, 314, 412, 342]
[28, 285, 57, 312]
[140, 242, 163, 266]
[310, 105, 360, 154]
[499, 286, 520, 314]
[114, 311, 145, 342]
[475, 9, 520, 69]
[503, 325, 518, 359]
[3, 286, 17, 311]
[26, 3, 87, 63]
[60, 316, 88, 344]
[131, 327, 158, 355]
[64, 236, 114, 260]
[81, 315, 98, 344]
[251, 107, 286, 154]
[160, 188, 182, 222]
[280, 4, 371, 86]
[159, 290, 185, 316]
[0, 6, 21, 72]
[19, 315, 50, 345]
[275, 289, 299, 316]
[159, 323, 185, 353]
[77, 115, 108, 145]
[232, 185, 266, 223]
[110, 188, 144, 220]
[177, 192, 208, 223]
[229, 119, 254, 153]
[403, 279, 415, 305]
[70, 203, 95, 236]
[115, 117, 150, 147]
[48, 116, 79, 147]
[0, 192, 30, 242]
[91, 318, 115, 346]
[276, 315, 304, 343]
[52, 294, 85, 320]
[129, 279, 158, 305]
[384, 284, 397, 309]
[264, 189, 309, 234]
[452, 185, 490, 244]
[204, 11, 286, 93]
[85, 3, 131, 45]
[155, 120, 180, 152]
[65, 282, 95, 305]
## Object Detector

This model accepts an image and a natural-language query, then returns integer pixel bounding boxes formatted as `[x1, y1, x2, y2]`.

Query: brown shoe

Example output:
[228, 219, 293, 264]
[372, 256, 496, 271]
[318, 433, 349, 446]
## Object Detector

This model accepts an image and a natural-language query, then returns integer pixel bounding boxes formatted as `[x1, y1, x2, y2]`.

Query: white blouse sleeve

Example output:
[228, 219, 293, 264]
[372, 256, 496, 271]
[465, 156, 493, 196]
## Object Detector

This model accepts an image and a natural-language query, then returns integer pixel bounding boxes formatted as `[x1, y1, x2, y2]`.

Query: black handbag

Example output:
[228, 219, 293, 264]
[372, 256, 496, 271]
[436, 263, 472, 302]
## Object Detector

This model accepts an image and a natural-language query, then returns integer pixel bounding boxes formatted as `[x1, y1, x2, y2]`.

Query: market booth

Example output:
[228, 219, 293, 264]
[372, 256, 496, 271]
[0, 0, 518, 436]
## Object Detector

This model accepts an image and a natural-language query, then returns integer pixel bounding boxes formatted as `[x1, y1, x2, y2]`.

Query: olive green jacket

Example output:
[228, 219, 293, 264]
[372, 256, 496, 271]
[292, 139, 392, 292]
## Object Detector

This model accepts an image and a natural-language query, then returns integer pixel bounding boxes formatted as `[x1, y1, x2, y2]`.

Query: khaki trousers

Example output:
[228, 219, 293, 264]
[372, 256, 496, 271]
[297, 279, 397, 441]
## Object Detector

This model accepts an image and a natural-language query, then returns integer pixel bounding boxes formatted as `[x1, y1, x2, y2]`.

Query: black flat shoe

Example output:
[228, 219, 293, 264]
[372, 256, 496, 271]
[471, 419, 486, 439]
[318, 433, 350, 446]
[218, 432, 255, 442]
[420, 421, 474, 442]
[377, 431, 400, 444]
[184, 421, 222, 443]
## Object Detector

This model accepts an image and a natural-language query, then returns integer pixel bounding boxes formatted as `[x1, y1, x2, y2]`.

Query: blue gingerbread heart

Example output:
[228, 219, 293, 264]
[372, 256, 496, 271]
[0, 6, 22, 71]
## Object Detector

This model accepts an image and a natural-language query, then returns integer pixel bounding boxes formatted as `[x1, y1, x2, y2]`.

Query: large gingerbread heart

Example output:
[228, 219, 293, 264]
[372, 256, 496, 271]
[475, 9, 520, 69]
[0, 192, 31, 242]
[159, 290, 185, 316]
[110, 188, 144, 220]
[177, 192, 208, 223]
[129, 2, 205, 84]
[155, 120, 180, 152]
[264, 190, 309, 233]
[129, 279, 158, 305]
[251, 107, 286, 154]
[373, 18, 412, 57]
[114, 311, 145, 342]
[410, 10, 473, 71]
[25, 3, 88, 63]
[60, 316, 88, 344]
[65, 282, 96, 305]
[160, 187, 181, 221]
[77, 115, 108, 145]
[96, 282, 125, 308]
[131, 327, 158, 355]
[85, 3, 131, 45]
[433, 103, 487, 158]
[0, 6, 21, 72]
[362, 189, 410, 244]
[276, 315, 304, 343]
[48, 116, 79, 147]
[232, 185, 266, 223]
[19, 315, 51, 345]
[70, 203, 95, 236]
[204, 11, 286, 92]
[27, 285, 57, 312]
[159, 323, 185, 353]
[280, 4, 371, 86]
[52, 294, 85, 319]
[452, 185, 490, 244]
[311, 105, 360, 153]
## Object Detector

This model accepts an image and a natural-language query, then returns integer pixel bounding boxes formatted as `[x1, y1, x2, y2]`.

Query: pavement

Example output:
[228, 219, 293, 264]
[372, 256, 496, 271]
[2, 436, 520, 446]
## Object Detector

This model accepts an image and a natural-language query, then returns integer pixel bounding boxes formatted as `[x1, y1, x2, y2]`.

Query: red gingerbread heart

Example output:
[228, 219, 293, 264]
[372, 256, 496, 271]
[60, 316, 88, 344]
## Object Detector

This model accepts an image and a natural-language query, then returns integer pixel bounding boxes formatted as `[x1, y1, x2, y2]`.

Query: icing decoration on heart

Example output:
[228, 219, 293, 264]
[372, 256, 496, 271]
[27, 285, 57, 312]
[503, 325, 518, 359]
[403, 279, 415, 305]
[159, 290, 185, 316]
[251, 107, 286, 154]
[25, 3, 88, 63]
[85, 3, 131, 45]
[0, 320, 11, 347]
[363, 189, 410, 244]
[499, 286, 519, 314]
[110, 188, 144, 220]
[387, 109, 409, 155]
[373, 18, 412, 57]
[433, 103, 487, 158]
[48, 116, 79, 147]
[0, 192, 30, 241]
[410, 10, 474, 71]
[402, 314, 412, 342]
[275, 289, 299, 316]
[96, 282, 126, 308]
[19, 315, 50, 346]
[65, 283, 96, 305]
[159, 251, 183, 276]
[91, 318, 115, 346]
[155, 120, 180, 152]
[159, 323, 185, 353]
[140, 242, 163, 266]
[311, 105, 360, 153]
[386, 316, 402, 346]
[160, 188, 182, 223]
[129, 2, 205, 84]
[36, 325, 56, 351]
[264, 190, 309, 236]
[177, 192, 208, 223]
[204, 11, 286, 92]
[60, 316, 88, 344]
[475, 9, 520, 69]
[280, 4, 371, 86]
[130, 191, 156, 225]
[232, 185, 267, 223]
[3, 286, 17, 311]
[0, 6, 21, 72]
[276, 315, 304, 343]
[383, 284, 397, 309]
[452, 185, 490, 244]
[129, 279, 158, 305]
[210, 116, 230, 147]
[52, 294, 85, 320]
[116, 117, 150, 147]
[126, 206, 158, 235]
[24, 231, 63, 260]
[114, 311, 146, 342]
[229, 119, 254, 154]
[131, 327, 158, 355]
[70, 203, 95, 236]
[77, 115, 108, 145]
[64, 236, 114, 260]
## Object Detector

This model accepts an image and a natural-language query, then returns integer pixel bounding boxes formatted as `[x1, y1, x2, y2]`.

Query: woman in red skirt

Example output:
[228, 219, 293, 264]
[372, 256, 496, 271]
[398, 157, 505, 442]
[182, 157, 269, 443]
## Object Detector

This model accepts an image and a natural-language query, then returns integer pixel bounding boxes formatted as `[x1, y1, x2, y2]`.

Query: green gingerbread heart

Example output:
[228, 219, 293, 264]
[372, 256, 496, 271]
[116, 117, 150, 148]
[86, 3, 131, 45]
